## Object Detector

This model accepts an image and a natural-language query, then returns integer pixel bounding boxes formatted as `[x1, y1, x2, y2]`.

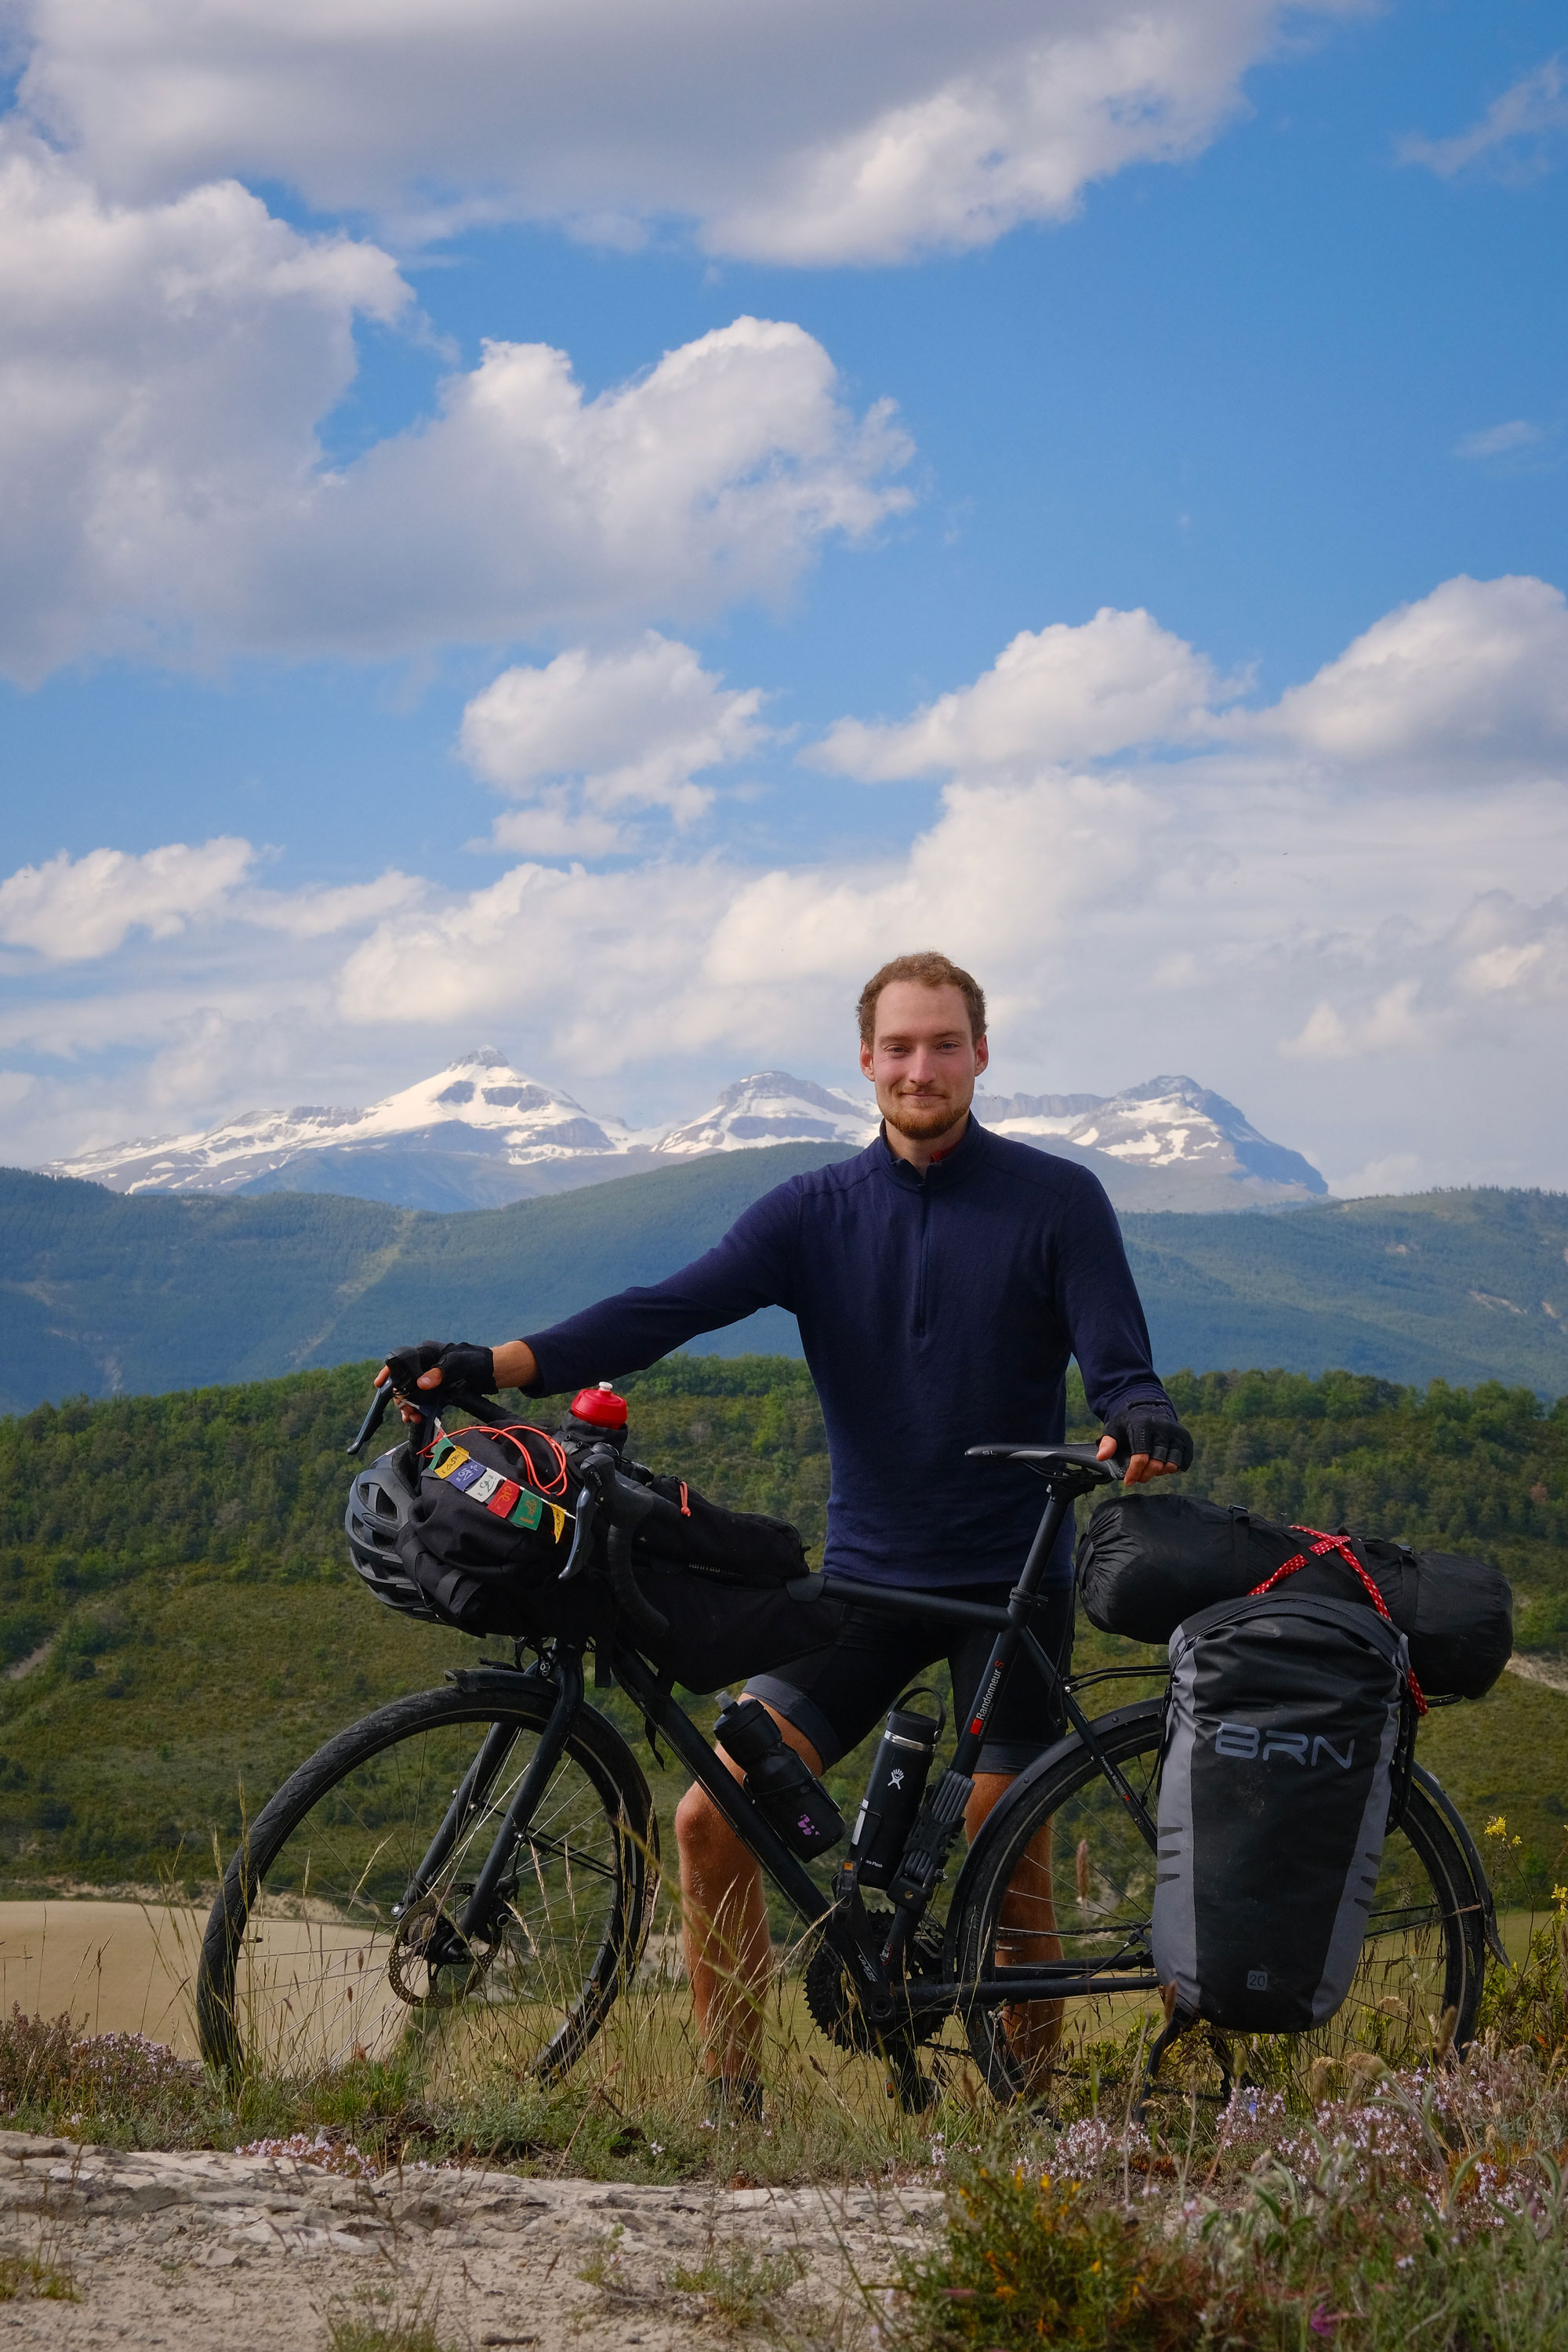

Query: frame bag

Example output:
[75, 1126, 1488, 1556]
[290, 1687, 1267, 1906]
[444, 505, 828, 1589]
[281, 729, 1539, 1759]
[1152, 1590, 1410, 2034]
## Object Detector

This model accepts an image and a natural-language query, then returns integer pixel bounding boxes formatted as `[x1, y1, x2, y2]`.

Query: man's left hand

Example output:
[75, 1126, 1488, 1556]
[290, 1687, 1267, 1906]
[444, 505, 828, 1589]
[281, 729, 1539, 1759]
[1097, 1405, 1193, 1486]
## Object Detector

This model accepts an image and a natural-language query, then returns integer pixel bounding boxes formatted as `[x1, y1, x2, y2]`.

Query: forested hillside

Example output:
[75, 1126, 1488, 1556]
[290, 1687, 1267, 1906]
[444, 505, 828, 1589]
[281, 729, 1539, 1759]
[5, 1160, 1568, 1411]
[0, 1355, 1565, 1899]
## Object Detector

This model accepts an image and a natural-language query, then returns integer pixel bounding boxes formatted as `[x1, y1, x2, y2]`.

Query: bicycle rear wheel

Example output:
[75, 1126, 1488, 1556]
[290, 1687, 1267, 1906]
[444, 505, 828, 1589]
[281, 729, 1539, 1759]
[198, 1682, 656, 2087]
[950, 1699, 1487, 2106]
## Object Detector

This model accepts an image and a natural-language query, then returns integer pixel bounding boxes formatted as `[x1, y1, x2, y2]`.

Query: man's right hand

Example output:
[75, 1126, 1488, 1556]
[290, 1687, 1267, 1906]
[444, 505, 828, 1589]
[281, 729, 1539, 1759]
[375, 1339, 539, 1424]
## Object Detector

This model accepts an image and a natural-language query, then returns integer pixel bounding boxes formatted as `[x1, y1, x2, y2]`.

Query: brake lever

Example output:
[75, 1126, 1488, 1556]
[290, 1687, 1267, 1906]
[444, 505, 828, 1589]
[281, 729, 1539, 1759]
[347, 1383, 394, 1456]
[558, 1446, 616, 1582]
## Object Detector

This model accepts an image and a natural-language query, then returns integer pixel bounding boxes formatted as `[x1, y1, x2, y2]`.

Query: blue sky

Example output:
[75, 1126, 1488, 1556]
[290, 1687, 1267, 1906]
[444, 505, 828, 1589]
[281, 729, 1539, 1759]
[1, 0, 1566, 1192]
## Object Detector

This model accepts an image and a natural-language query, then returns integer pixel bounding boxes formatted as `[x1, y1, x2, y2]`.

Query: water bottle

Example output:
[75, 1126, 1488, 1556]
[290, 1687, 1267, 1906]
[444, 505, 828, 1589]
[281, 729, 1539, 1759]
[713, 1699, 844, 1860]
[846, 1688, 945, 1888]
[562, 1381, 629, 1453]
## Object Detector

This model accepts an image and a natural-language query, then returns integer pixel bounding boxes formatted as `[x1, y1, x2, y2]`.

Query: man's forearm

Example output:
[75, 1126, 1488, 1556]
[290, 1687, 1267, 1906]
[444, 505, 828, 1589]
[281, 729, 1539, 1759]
[492, 1339, 539, 1391]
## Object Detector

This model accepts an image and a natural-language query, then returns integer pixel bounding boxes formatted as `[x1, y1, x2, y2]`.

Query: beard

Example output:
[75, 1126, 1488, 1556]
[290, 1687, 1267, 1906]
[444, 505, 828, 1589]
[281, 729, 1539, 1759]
[882, 1088, 965, 1142]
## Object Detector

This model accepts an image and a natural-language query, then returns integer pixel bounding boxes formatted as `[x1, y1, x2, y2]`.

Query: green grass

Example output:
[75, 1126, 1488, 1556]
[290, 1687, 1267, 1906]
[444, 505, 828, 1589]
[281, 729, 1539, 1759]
[0, 2252, 76, 2303]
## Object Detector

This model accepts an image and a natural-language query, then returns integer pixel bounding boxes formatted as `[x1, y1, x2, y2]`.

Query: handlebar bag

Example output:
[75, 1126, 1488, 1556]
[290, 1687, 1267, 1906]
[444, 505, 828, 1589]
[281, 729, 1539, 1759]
[389, 1423, 825, 1687]
[1152, 1592, 1408, 2034]
[1077, 1490, 1512, 1699]
[625, 1471, 810, 1588]
[395, 1423, 576, 1629]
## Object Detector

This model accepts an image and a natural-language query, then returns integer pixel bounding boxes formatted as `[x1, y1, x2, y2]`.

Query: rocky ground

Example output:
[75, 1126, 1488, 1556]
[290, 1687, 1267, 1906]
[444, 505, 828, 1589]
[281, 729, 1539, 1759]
[0, 2130, 942, 2348]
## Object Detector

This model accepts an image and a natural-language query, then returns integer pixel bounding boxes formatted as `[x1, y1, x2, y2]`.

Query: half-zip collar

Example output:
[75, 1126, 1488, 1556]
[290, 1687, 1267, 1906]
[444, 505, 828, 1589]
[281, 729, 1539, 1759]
[874, 1110, 987, 1192]
[875, 1114, 989, 1344]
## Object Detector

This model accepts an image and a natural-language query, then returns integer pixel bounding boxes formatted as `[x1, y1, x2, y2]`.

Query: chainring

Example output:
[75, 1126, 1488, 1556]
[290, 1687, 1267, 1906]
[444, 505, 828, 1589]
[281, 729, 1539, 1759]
[804, 1904, 947, 2053]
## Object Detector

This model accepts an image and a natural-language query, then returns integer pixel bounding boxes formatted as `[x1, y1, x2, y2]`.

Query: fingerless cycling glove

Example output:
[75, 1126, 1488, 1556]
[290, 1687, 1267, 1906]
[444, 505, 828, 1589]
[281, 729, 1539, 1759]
[1103, 1403, 1193, 1471]
[383, 1340, 497, 1397]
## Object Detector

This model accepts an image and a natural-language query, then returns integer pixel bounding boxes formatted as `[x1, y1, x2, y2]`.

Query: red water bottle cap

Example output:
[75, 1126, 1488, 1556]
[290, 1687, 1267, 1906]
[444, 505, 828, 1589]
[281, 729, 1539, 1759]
[570, 1381, 628, 1430]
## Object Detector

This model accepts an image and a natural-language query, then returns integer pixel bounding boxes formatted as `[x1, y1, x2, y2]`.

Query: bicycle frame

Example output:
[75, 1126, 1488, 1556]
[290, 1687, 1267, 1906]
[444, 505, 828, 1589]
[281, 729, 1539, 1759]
[401, 1446, 1172, 2024]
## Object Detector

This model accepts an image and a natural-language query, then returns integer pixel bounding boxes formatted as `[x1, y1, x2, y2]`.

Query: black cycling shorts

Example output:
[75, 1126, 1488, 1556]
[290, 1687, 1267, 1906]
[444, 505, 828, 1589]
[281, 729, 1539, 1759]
[746, 1578, 1074, 1777]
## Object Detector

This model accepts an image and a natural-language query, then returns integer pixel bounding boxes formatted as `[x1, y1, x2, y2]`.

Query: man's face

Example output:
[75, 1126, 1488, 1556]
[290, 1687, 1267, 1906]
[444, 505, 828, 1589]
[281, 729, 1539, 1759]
[860, 981, 989, 1142]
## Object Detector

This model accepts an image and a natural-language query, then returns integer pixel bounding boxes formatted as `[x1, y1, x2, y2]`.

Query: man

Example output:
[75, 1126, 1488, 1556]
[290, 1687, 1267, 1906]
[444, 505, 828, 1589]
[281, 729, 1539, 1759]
[386, 950, 1190, 2117]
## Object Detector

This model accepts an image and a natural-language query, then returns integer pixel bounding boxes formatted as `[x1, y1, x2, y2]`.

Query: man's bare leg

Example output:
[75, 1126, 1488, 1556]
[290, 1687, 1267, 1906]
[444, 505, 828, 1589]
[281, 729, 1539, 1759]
[966, 1773, 1061, 2076]
[674, 1703, 825, 2096]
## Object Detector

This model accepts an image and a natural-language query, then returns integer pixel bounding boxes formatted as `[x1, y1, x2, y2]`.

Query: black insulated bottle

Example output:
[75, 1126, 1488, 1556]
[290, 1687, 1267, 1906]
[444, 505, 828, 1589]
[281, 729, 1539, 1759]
[848, 1690, 944, 1888]
[713, 1698, 844, 1861]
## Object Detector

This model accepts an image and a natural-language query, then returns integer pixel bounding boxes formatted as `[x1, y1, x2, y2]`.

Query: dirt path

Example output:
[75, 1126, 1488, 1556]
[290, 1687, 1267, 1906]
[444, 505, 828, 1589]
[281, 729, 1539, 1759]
[0, 2129, 939, 2348]
[1505, 1653, 1568, 1696]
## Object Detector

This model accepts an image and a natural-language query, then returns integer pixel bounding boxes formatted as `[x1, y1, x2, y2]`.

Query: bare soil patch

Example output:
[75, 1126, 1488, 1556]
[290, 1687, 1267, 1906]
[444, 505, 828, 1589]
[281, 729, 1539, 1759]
[0, 2129, 936, 2347]
[0, 1907, 200, 2056]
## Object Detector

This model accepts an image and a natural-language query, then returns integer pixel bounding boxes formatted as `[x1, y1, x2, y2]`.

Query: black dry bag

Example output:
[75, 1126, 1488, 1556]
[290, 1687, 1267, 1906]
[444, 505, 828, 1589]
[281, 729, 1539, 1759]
[380, 1411, 834, 1693]
[1152, 1592, 1408, 2034]
[395, 1421, 575, 1631]
[1077, 1490, 1512, 1700]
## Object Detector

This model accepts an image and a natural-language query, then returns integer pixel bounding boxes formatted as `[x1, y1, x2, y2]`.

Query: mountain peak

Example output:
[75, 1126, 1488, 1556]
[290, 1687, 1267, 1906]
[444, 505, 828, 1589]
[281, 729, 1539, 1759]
[445, 1046, 510, 1073]
[44, 1057, 1325, 1210]
[982, 1075, 1326, 1198]
[659, 1071, 876, 1156]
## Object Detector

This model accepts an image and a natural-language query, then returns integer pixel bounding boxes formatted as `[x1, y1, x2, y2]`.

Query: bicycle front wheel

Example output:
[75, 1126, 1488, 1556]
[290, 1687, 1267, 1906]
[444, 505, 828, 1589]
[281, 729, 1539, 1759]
[951, 1698, 1487, 2105]
[198, 1681, 656, 2088]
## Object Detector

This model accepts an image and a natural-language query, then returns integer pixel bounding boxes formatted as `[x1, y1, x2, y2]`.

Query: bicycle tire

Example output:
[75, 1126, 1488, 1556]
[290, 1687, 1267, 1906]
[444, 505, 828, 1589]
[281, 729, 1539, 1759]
[198, 1682, 656, 2086]
[949, 1698, 1487, 2105]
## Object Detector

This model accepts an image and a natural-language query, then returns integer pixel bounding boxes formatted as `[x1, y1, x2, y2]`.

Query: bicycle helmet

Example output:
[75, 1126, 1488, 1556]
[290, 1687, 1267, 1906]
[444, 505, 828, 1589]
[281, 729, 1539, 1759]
[345, 1446, 443, 1622]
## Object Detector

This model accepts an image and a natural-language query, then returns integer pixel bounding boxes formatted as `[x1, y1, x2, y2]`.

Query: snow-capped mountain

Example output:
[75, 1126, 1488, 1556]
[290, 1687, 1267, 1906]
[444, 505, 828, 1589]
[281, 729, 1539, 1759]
[48, 1050, 659, 1207]
[975, 1076, 1327, 1201]
[654, 1073, 877, 1156]
[45, 1055, 1325, 1213]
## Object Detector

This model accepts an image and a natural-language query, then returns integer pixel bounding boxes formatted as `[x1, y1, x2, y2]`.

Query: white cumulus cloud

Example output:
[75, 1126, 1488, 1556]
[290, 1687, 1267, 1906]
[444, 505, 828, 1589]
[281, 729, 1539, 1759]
[0, 133, 912, 679]
[15, 0, 1353, 264]
[1284, 891, 1568, 1062]
[484, 800, 630, 862]
[1240, 574, 1568, 773]
[0, 128, 408, 681]
[461, 634, 771, 826]
[0, 838, 255, 960]
[813, 607, 1221, 778]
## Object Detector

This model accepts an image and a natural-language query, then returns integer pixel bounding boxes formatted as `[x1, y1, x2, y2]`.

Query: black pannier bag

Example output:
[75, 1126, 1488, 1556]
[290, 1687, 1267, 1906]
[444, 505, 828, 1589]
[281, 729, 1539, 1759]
[361, 1419, 833, 1693]
[1077, 1490, 1512, 1700]
[1152, 1592, 1409, 2034]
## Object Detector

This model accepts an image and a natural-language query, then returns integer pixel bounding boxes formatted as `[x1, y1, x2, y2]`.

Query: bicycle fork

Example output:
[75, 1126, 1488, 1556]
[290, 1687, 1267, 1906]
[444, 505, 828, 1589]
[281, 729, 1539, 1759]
[394, 1652, 585, 1951]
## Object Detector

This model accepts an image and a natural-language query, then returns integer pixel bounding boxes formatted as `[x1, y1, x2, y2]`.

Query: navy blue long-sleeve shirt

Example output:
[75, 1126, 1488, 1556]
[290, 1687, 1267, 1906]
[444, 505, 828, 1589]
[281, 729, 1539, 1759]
[524, 1118, 1171, 1589]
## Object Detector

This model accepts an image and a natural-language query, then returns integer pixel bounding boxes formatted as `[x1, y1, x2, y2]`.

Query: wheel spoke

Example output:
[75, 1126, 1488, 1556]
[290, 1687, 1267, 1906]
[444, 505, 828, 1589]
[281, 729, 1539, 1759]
[952, 1704, 1486, 2104]
[199, 1692, 652, 2089]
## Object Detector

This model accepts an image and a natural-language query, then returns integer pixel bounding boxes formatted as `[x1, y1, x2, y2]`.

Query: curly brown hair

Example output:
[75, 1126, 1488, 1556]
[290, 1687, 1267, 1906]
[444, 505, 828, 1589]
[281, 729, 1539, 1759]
[856, 952, 986, 1047]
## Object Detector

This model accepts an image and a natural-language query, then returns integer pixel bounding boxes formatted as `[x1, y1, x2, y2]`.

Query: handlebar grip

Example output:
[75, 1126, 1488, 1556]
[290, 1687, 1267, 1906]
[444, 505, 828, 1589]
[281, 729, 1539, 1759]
[606, 1521, 669, 1646]
[611, 1475, 687, 1532]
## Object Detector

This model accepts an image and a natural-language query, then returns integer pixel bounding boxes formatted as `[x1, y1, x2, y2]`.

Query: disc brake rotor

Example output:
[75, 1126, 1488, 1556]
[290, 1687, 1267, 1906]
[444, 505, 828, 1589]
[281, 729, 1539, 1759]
[387, 1893, 503, 2008]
